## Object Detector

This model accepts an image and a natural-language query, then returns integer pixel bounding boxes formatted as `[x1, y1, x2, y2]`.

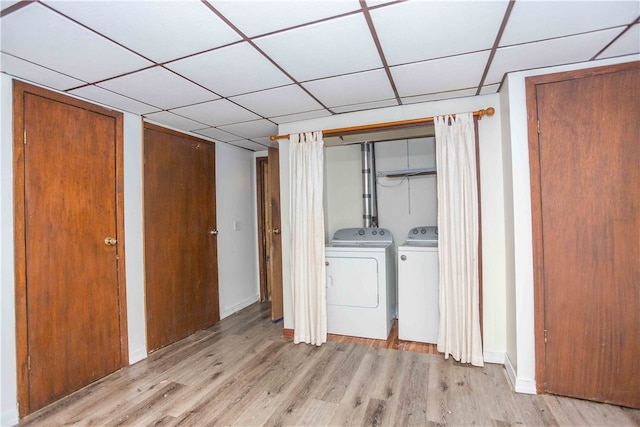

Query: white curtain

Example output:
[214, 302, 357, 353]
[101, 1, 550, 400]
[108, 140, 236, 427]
[435, 113, 484, 367]
[289, 131, 327, 346]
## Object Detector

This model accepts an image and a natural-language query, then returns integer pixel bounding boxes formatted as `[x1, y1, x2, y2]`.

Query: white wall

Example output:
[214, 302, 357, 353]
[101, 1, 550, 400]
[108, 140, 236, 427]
[216, 143, 260, 319]
[0, 76, 259, 425]
[500, 53, 640, 394]
[324, 137, 438, 245]
[1, 74, 19, 427]
[278, 93, 508, 364]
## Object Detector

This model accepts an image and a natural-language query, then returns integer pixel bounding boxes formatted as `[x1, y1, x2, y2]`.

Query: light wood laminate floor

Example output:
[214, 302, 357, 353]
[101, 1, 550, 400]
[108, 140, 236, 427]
[19, 302, 640, 426]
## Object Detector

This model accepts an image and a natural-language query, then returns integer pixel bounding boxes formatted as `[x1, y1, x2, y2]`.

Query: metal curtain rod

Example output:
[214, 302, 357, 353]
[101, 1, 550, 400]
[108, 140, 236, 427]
[269, 107, 495, 141]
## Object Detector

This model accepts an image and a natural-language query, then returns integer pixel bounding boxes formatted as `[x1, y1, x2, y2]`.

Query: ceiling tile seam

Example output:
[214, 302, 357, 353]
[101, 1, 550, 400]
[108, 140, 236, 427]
[591, 17, 640, 60]
[158, 39, 246, 67]
[387, 48, 493, 70]
[0, 0, 33, 18]
[0, 50, 92, 87]
[476, 0, 515, 96]
[360, 0, 402, 106]
[143, 110, 213, 130]
[248, 9, 362, 41]
[38, 1, 157, 65]
[65, 64, 158, 92]
[200, 0, 336, 115]
[165, 104, 266, 129]
[496, 24, 636, 50]
[401, 85, 482, 99]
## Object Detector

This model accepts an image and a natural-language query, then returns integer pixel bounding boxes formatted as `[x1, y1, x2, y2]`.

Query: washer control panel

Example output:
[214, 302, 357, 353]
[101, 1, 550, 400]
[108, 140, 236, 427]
[331, 227, 393, 245]
[406, 226, 438, 244]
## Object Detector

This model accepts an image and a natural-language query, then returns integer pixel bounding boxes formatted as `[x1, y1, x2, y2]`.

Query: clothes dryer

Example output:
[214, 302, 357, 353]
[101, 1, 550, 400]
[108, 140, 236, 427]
[325, 228, 396, 340]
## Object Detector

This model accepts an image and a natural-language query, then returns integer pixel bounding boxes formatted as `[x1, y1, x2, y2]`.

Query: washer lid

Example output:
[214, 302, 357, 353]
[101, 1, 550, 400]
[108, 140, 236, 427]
[331, 227, 393, 245]
[405, 226, 438, 246]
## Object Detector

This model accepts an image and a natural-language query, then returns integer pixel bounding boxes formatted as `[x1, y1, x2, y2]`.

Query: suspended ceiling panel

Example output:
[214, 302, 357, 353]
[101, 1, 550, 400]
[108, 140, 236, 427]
[1, 0, 637, 151]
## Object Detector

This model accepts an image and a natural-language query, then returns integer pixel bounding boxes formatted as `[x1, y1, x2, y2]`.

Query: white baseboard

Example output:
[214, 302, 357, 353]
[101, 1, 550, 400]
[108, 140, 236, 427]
[504, 353, 537, 395]
[1, 407, 19, 427]
[128, 346, 147, 365]
[483, 350, 505, 364]
[220, 294, 260, 319]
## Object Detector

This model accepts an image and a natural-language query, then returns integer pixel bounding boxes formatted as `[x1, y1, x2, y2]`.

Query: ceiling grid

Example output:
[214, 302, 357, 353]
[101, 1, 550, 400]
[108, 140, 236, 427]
[1, 0, 638, 151]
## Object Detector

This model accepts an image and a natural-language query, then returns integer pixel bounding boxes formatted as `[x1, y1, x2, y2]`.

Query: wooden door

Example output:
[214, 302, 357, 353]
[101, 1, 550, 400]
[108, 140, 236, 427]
[144, 124, 219, 352]
[268, 147, 283, 321]
[528, 62, 640, 408]
[13, 81, 127, 416]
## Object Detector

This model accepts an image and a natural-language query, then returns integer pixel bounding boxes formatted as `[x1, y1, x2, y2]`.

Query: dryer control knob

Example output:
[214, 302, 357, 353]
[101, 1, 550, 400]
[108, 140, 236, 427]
[400, 255, 407, 261]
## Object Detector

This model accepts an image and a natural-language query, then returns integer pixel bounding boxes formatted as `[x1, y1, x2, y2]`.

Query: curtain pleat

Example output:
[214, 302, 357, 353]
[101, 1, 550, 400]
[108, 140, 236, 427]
[289, 131, 327, 346]
[435, 113, 484, 367]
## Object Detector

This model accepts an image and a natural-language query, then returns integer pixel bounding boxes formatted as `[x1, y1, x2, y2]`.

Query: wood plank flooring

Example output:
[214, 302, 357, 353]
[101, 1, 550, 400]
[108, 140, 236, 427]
[18, 302, 640, 426]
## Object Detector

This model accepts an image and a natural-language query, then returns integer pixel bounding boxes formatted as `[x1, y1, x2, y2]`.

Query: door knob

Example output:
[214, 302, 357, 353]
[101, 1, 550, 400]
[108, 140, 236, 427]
[104, 237, 117, 246]
[273, 228, 280, 235]
[209, 229, 218, 235]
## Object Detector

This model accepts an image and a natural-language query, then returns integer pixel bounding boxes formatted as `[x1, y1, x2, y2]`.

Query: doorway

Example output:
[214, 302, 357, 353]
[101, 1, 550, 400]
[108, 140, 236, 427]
[255, 147, 283, 322]
[13, 81, 128, 416]
[528, 61, 640, 408]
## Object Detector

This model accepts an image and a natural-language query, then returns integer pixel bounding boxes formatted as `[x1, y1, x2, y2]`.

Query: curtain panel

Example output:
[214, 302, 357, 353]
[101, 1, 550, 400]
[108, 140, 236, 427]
[435, 113, 484, 367]
[289, 131, 327, 346]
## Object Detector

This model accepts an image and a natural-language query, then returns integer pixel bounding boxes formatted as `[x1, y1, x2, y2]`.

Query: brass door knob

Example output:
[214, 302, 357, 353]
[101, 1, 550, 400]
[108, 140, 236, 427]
[104, 237, 117, 246]
[209, 229, 219, 235]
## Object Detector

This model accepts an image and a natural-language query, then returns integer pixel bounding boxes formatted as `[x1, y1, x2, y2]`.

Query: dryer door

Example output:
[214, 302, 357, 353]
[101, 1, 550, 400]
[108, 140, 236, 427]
[326, 256, 379, 308]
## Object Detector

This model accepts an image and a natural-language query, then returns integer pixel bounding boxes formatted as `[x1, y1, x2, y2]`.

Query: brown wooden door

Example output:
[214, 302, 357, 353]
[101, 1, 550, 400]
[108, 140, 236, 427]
[268, 147, 283, 321]
[144, 124, 219, 352]
[14, 82, 127, 416]
[529, 62, 640, 408]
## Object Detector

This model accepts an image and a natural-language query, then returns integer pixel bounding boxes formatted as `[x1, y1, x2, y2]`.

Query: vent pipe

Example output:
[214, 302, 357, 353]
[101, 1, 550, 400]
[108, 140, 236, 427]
[361, 142, 378, 228]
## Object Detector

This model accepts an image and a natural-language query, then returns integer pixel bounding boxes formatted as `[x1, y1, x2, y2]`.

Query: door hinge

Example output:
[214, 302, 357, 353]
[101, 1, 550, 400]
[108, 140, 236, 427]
[537, 120, 540, 134]
[28, 355, 31, 370]
[544, 329, 548, 344]
[24, 129, 27, 145]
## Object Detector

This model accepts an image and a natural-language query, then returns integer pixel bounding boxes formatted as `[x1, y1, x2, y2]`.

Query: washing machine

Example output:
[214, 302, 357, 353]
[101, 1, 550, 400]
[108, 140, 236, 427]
[397, 226, 439, 344]
[325, 228, 396, 340]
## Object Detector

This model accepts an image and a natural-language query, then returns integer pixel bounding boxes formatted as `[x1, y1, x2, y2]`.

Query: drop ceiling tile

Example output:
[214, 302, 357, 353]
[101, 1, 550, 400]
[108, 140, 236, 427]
[269, 109, 332, 125]
[230, 139, 270, 151]
[98, 67, 218, 110]
[42, 0, 241, 63]
[0, 3, 152, 82]
[218, 119, 278, 140]
[69, 85, 158, 115]
[254, 14, 382, 81]
[401, 88, 478, 105]
[1, 52, 85, 91]
[170, 99, 260, 127]
[231, 85, 323, 118]
[213, 1, 360, 37]
[598, 24, 640, 59]
[144, 111, 208, 132]
[371, 1, 508, 65]
[332, 98, 399, 114]
[486, 28, 623, 85]
[501, 1, 639, 46]
[166, 42, 292, 97]
[480, 83, 500, 95]
[391, 51, 489, 98]
[302, 69, 395, 108]
[250, 137, 278, 149]
[193, 127, 242, 143]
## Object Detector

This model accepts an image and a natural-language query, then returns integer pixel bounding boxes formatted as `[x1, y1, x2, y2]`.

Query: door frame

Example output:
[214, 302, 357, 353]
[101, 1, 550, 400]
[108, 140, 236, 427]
[256, 156, 269, 301]
[526, 61, 639, 394]
[13, 80, 128, 417]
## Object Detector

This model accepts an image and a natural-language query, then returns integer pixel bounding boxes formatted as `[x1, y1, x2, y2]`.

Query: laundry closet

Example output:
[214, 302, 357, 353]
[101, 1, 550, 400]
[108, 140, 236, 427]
[323, 131, 439, 343]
